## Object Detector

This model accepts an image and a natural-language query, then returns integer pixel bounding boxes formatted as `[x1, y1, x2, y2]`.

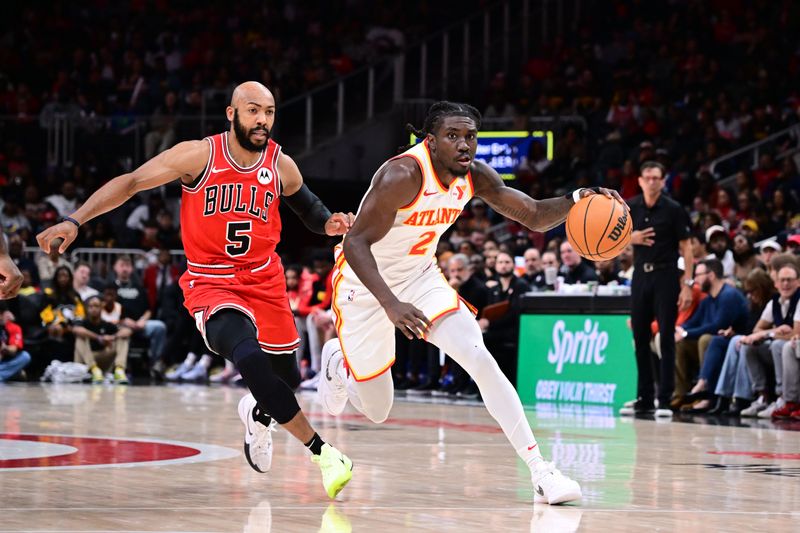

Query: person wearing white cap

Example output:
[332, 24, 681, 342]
[759, 240, 782, 268]
[705, 225, 735, 278]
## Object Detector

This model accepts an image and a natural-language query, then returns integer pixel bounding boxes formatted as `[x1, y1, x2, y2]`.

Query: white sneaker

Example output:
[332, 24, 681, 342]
[740, 395, 768, 417]
[531, 506, 583, 532]
[655, 408, 673, 418]
[531, 461, 582, 505]
[300, 373, 320, 391]
[238, 393, 276, 473]
[757, 397, 784, 418]
[210, 361, 238, 383]
[166, 353, 197, 381]
[317, 339, 348, 415]
[181, 354, 211, 382]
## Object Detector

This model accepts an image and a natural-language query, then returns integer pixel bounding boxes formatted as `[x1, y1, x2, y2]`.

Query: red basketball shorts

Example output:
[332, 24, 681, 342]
[179, 260, 300, 355]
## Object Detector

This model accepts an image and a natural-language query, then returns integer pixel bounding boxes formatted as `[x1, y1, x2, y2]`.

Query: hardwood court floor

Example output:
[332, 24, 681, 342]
[1, 383, 799, 532]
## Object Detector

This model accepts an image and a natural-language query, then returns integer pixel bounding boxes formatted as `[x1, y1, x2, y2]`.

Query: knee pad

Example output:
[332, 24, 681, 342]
[205, 310, 258, 358]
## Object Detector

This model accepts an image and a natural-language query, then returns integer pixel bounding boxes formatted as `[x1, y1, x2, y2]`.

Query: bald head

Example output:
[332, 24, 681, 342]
[227, 81, 276, 152]
[230, 81, 274, 108]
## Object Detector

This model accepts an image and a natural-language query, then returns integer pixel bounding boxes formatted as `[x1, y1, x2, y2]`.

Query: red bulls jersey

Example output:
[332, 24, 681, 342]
[180, 132, 282, 276]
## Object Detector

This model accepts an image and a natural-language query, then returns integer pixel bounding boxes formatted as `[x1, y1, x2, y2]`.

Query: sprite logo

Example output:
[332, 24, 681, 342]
[547, 319, 609, 374]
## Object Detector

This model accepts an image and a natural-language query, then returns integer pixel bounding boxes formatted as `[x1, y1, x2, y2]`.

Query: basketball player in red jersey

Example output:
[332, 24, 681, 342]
[319, 101, 624, 504]
[37, 81, 355, 499]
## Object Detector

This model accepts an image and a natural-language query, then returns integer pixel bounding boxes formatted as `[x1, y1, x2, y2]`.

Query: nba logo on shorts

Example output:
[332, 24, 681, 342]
[347, 289, 355, 302]
[257, 167, 273, 185]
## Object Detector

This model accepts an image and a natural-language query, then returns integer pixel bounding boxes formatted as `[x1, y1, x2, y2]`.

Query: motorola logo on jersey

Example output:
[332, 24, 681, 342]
[257, 167, 273, 185]
[203, 183, 275, 221]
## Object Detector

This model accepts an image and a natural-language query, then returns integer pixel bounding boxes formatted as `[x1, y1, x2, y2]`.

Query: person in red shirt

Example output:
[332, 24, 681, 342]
[142, 248, 181, 313]
[303, 251, 335, 385]
[36, 81, 354, 499]
[285, 264, 313, 377]
[0, 308, 31, 382]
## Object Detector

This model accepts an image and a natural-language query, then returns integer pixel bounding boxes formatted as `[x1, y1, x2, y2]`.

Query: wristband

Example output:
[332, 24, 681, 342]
[569, 187, 602, 204]
[62, 216, 81, 228]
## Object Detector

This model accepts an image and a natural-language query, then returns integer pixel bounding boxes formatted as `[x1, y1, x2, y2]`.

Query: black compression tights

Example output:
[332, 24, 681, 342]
[205, 309, 301, 424]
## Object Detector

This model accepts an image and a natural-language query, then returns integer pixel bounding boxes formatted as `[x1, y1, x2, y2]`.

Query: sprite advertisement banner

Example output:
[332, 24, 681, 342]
[517, 314, 636, 410]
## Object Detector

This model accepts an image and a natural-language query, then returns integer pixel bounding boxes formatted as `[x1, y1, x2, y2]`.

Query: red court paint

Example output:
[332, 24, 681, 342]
[0, 433, 200, 468]
[707, 450, 800, 460]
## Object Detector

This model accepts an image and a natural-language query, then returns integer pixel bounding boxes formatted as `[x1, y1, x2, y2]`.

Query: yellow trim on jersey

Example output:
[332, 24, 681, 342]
[422, 140, 449, 193]
[466, 170, 475, 198]
[395, 153, 427, 211]
[331, 252, 395, 382]
[349, 356, 396, 382]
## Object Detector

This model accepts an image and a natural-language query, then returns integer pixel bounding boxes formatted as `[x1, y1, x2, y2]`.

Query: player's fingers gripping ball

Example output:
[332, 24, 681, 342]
[566, 194, 631, 260]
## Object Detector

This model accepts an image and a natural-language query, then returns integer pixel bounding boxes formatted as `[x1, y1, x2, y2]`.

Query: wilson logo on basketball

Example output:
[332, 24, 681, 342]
[565, 195, 631, 260]
[607, 210, 628, 242]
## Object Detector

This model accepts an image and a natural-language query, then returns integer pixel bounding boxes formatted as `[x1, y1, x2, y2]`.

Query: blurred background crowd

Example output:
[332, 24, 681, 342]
[1, 0, 799, 420]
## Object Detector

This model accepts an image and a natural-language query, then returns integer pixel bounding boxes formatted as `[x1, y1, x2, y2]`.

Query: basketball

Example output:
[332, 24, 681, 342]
[566, 194, 631, 261]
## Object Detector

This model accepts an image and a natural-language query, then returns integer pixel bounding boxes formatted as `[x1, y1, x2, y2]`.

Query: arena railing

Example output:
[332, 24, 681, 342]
[709, 123, 800, 186]
[12, 1, 580, 170]
[22, 246, 187, 279]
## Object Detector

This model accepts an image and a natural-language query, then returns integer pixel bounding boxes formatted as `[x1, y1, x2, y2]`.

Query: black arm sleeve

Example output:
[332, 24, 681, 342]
[281, 183, 332, 235]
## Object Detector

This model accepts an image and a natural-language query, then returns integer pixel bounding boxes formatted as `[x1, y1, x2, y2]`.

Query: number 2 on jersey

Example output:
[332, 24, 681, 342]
[226, 221, 252, 257]
[409, 231, 436, 256]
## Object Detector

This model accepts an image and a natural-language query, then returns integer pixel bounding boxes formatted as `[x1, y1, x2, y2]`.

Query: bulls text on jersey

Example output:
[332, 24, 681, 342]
[203, 183, 275, 222]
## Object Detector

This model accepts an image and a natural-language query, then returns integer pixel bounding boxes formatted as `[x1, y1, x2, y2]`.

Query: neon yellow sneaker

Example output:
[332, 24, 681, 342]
[90, 365, 104, 384]
[311, 443, 353, 499]
[113, 366, 129, 384]
[319, 504, 352, 533]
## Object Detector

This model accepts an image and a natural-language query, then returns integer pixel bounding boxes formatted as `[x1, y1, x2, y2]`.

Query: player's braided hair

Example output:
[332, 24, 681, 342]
[400, 101, 482, 152]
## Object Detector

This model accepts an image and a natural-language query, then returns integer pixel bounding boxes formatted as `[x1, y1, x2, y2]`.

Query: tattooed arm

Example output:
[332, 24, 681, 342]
[471, 160, 623, 232]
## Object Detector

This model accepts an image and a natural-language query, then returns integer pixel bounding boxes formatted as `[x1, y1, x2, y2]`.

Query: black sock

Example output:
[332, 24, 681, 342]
[304, 432, 325, 455]
[252, 404, 272, 427]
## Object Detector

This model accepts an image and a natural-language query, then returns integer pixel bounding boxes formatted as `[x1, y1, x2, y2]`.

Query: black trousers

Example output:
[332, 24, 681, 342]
[630, 268, 680, 405]
[484, 331, 518, 387]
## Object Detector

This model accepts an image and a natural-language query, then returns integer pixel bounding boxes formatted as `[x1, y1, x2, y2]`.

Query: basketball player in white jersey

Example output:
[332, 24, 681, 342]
[319, 101, 623, 504]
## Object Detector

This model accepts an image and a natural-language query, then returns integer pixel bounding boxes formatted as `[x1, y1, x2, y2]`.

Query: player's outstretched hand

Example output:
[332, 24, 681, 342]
[384, 300, 432, 340]
[36, 221, 78, 254]
[0, 254, 23, 299]
[579, 187, 628, 209]
[325, 212, 356, 236]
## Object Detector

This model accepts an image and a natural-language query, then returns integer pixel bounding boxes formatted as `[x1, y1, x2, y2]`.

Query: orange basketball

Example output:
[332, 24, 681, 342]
[565, 194, 631, 261]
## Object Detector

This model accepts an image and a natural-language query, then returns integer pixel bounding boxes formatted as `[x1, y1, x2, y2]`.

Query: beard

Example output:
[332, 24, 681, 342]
[710, 247, 727, 260]
[733, 249, 755, 265]
[701, 279, 712, 293]
[233, 109, 270, 152]
[498, 270, 514, 278]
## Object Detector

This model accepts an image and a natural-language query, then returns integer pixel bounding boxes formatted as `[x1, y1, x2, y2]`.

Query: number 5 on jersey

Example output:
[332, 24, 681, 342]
[409, 231, 436, 256]
[226, 221, 252, 257]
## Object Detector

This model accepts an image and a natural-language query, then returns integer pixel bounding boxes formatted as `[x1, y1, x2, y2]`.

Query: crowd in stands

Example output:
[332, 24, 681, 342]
[1, 1, 800, 423]
[482, 1, 800, 222]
